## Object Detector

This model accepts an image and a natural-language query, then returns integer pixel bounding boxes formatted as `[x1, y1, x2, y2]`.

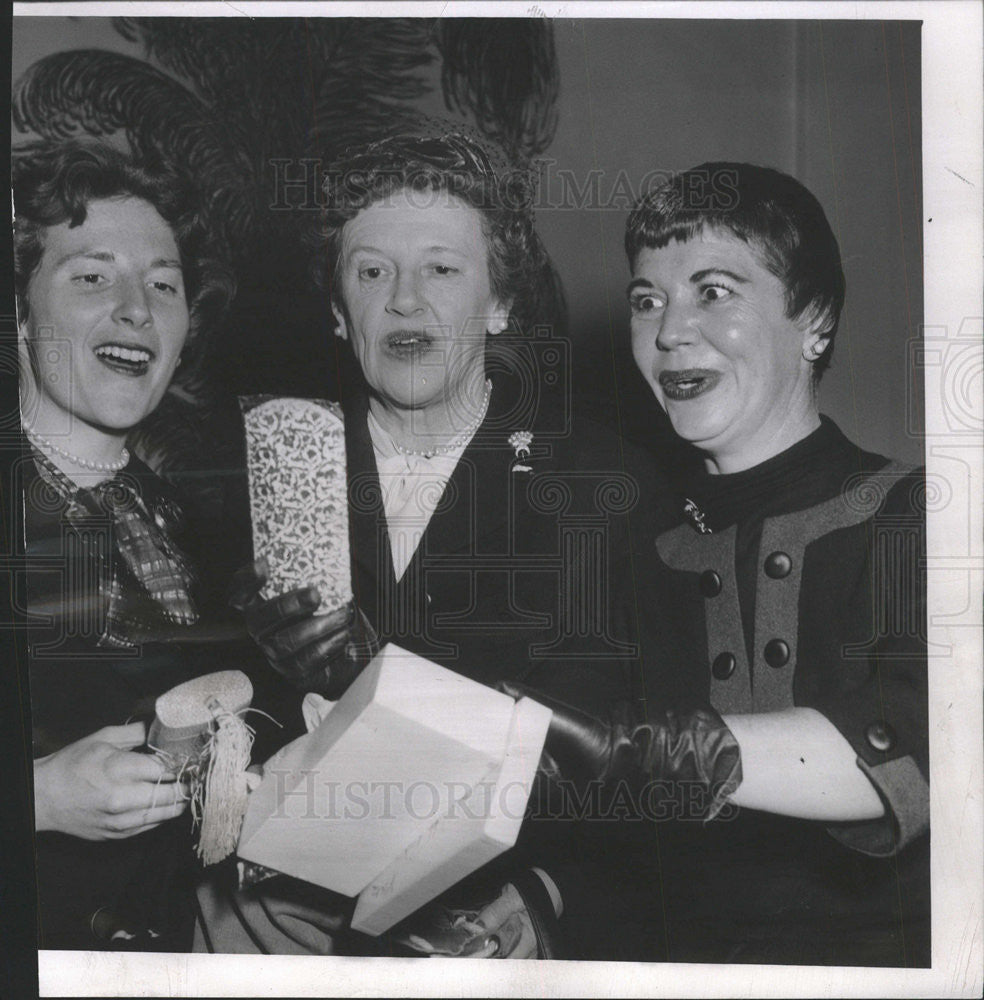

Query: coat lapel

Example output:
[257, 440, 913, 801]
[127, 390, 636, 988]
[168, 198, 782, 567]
[404, 381, 519, 569]
[345, 380, 527, 639]
[344, 391, 393, 629]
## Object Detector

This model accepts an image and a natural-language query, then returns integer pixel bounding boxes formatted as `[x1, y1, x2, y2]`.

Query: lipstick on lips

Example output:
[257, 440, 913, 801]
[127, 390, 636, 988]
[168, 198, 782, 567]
[657, 368, 721, 401]
[94, 342, 154, 376]
[384, 329, 435, 359]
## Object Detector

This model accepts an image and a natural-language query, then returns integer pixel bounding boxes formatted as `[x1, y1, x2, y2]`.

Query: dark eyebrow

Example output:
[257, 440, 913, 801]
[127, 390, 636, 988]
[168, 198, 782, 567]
[691, 268, 749, 284]
[626, 278, 654, 297]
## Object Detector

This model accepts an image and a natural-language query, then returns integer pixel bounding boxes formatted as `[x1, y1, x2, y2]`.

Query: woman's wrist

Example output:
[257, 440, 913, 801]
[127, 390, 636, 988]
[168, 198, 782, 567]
[33, 754, 54, 832]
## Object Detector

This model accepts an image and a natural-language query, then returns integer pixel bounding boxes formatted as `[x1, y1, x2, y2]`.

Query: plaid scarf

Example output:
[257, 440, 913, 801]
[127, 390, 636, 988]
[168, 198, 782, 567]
[30, 446, 199, 648]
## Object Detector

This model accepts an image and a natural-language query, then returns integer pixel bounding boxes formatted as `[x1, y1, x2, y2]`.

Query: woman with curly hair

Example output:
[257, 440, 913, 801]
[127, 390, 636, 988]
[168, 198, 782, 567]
[15, 139, 236, 951]
[219, 126, 672, 959]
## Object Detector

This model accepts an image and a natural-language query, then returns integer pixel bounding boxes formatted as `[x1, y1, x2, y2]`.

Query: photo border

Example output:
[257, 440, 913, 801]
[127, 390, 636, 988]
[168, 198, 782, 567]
[8, 2, 981, 996]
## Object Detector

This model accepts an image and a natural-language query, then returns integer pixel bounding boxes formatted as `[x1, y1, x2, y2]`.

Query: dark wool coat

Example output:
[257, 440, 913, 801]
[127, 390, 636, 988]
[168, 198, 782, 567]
[635, 417, 930, 966]
[21, 441, 273, 952]
[342, 376, 679, 957]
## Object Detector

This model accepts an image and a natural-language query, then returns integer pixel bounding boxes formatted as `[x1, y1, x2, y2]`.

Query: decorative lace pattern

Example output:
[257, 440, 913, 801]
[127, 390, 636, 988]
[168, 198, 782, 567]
[243, 397, 352, 614]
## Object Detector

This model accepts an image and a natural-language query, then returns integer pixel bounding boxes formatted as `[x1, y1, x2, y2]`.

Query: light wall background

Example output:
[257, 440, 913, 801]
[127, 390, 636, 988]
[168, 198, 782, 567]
[531, 19, 922, 465]
[12, 15, 923, 464]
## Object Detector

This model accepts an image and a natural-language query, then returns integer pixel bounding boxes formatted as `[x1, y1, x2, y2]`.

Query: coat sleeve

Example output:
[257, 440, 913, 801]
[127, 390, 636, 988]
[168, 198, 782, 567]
[802, 469, 929, 857]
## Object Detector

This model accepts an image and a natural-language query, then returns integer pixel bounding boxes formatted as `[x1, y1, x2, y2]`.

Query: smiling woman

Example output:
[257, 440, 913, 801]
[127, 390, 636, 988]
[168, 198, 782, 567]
[21, 197, 190, 457]
[15, 142, 233, 471]
[14, 141, 238, 951]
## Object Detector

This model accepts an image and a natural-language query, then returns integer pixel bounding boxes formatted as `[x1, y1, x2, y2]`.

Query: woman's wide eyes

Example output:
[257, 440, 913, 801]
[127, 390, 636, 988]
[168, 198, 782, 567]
[630, 294, 663, 315]
[700, 284, 733, 302]
[630, 285, 734, 314]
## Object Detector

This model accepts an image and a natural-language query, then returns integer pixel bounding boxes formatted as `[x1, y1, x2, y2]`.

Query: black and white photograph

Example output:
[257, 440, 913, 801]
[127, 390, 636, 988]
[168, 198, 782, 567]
[2, 1, 981, 996]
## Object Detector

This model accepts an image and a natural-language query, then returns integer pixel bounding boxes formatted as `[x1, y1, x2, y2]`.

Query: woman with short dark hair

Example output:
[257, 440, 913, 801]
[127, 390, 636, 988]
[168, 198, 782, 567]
[507, 162, 929, 966]
[624, 160, 845, 382]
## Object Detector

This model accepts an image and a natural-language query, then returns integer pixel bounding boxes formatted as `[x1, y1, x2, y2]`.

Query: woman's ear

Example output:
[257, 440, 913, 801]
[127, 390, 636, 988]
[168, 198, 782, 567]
[331, 302, 349, 340]
[799, 305, 833, 363]
[802, 333, 831, 363]
[487, 300, 512, 336]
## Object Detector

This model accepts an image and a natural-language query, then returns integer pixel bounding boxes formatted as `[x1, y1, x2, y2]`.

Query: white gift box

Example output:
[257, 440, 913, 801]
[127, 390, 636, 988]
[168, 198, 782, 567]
[237, 644, 549, 923]
[350, 692, 551, 935]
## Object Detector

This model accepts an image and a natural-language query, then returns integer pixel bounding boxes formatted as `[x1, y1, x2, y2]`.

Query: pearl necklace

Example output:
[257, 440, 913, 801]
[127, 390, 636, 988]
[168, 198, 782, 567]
[25, 427, 130, 473]
[391, 380, 492, 459]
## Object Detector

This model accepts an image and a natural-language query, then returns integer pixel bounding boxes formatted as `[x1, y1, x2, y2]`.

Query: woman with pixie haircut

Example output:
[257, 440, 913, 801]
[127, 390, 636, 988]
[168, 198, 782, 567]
[505, 162, 929, 966]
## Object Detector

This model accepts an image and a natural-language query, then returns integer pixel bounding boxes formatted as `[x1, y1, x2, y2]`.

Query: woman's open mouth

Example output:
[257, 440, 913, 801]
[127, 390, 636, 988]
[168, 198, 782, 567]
[657, 368, 721, 401]
[385, 330, 434, 358]
[94, 342, 155, 377]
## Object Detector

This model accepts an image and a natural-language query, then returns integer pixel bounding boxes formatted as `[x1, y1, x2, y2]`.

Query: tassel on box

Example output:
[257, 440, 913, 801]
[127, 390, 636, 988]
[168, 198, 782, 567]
[148, 670, 254, 865]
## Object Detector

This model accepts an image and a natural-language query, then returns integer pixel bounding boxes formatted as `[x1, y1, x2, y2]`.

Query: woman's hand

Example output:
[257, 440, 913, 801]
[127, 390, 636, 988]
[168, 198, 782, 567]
[465, 883, 538, 959]
[228, 559, 378, 697]
[34, 721, 188, 840]
[498, 682, 742, 820]
[396, 871, 562, 959]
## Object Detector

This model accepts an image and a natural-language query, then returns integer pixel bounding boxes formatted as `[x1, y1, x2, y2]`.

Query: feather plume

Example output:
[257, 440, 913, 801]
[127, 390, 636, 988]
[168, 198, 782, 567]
[13, 49, 255, 255]
[436, 19, 559, 161]
[12, 17, 563, 477]
[114, 18, 435, 168]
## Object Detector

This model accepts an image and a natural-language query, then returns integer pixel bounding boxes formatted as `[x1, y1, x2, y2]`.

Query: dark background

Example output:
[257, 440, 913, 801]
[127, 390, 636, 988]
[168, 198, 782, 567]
[3, 13, 925, 991]
[11, 16, 923, 465]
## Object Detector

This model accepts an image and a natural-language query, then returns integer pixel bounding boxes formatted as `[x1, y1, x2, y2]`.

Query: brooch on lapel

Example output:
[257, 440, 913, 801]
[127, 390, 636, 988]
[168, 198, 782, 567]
[683, 497, 713, 534]
[508, 431, 534, 473]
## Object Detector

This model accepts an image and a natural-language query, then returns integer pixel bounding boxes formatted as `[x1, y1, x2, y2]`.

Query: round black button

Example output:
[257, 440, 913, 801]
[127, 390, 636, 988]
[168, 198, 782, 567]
[699, 570, 722, 597]
[764, 551, 792, 578]
[764, 639, 790, 668]
[865, 721, 896, 752]
[712, 652, 736, 680]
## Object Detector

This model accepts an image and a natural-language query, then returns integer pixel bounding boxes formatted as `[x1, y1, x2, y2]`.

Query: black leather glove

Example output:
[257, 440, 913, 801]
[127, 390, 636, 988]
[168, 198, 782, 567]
[499, 683, 742, 821]
[229, 559, 379, 698]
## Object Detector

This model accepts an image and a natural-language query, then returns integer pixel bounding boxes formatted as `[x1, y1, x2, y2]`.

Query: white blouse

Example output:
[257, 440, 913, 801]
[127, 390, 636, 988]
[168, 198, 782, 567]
[367, 410, 475, 582]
